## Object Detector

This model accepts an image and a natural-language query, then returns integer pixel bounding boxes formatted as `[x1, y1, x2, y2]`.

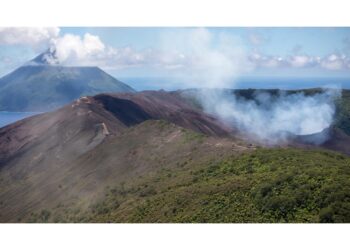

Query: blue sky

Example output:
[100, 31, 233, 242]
[59, 27, 349, 56]
[0, 27, 350, 81]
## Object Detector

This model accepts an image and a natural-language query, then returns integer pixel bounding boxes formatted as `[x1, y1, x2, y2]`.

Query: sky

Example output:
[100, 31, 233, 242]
[0, 27, 349, 85]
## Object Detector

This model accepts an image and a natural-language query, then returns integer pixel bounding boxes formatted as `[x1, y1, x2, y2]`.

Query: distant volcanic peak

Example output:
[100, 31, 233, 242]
[0, 52, 135, 111]
[28, 49, 60, 66]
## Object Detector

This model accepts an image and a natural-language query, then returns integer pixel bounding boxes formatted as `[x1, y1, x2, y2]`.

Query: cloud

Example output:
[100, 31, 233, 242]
[52, 33, 107, 65]
[43, 31, 188, 70]
[249, 52, 316, 69]
[1, 27, 350, 73]
[288, 55, 319, 68]
[157, 28, 252, 88]
[50, 31, 350, 73]
[249, 52, 286, 68]
[320, 53, 349, 70]
[0, 27, 60, 51]
[46, 28, 253, 85]
[249, 51, 349, 71]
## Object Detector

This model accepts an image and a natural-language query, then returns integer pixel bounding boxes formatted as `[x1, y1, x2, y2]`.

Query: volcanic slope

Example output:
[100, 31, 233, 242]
[0, 91, 242, 222]
[0, 90, 350, 223]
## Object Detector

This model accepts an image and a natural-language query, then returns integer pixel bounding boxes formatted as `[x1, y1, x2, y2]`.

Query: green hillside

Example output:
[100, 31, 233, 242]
[29, 147, 350, 223]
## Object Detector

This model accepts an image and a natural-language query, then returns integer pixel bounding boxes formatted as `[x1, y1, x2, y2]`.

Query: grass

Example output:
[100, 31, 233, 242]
[182, 129, 207, 143]
[40, 148, 349, 223]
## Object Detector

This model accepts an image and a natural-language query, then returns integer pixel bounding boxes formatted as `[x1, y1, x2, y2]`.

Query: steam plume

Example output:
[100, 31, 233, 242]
[194, 88, 340, 144]
[163, 28, 341, 144]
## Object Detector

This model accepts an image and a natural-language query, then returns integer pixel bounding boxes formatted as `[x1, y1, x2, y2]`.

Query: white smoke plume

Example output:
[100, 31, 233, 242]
[0, 27, 60, 51]
[159, 28, 252, 88]
[169, 28, 341, 144]
[193, 88, 340, 144]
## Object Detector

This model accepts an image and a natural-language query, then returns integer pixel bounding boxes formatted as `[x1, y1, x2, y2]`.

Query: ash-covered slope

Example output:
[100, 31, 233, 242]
[0, 91, 233, 166]
[95, 91, 234, 136]
[0, 90, 239, 221]
[0, 51, 135, 112]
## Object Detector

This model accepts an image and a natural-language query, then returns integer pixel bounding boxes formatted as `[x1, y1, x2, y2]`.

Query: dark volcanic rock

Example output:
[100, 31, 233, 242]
[94, 95, 151, 126]
[102, 91, 234, 137]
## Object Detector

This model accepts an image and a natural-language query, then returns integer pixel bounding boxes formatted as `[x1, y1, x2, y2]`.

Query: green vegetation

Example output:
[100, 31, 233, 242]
[28, 209, 51, 223]
[182, 129, 207, 143]
[35, 148, 349, 223]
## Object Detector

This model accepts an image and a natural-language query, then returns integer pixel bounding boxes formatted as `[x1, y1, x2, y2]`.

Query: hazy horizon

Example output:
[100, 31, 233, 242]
[119, 75, 350, 91]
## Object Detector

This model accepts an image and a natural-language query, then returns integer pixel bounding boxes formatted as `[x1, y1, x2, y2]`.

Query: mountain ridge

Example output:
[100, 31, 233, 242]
[0, 89, 349, 222]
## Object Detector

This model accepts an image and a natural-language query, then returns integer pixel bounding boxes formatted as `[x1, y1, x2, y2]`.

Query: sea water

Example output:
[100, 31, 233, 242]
[119, 76, 350, 91]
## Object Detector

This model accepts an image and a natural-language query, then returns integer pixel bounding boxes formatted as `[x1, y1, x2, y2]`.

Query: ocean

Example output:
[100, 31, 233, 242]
[120, 76, 350, 91]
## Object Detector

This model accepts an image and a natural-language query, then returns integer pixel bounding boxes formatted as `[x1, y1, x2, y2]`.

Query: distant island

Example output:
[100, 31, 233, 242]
[0, 50, 135, 112]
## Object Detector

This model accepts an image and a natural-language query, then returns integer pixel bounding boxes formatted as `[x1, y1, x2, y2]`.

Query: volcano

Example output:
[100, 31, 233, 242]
[0, 90, 237, 222]
[0, 50, 135, 112]
[0, 89, 349, 222]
